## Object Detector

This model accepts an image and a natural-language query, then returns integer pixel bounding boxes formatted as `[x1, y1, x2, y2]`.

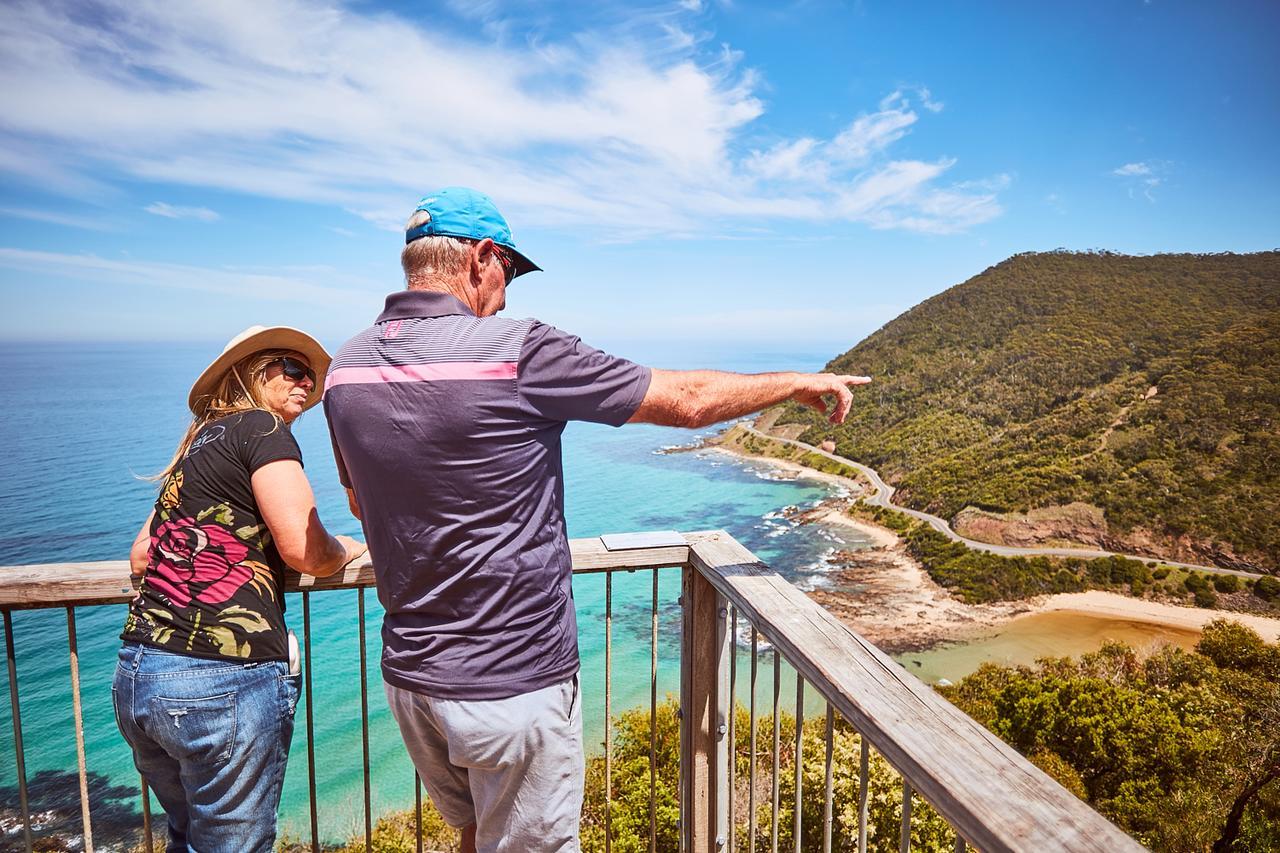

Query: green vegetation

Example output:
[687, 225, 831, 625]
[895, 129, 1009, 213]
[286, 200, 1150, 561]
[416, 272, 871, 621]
[850, 502, 1280, 615]
[773, 251, 1280, 571]
[943, 620, 1280, 851]
[322, 622, 1279, 852]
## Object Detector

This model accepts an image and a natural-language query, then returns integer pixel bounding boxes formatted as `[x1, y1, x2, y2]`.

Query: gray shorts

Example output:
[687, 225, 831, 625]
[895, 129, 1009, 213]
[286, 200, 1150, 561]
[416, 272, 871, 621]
[385, 675, 583, 852]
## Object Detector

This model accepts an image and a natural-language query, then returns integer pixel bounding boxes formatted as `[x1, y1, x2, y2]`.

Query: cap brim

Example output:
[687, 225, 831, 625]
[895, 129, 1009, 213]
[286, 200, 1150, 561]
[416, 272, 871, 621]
[507, 246, 541, 280]
[188, 327, 332, 416]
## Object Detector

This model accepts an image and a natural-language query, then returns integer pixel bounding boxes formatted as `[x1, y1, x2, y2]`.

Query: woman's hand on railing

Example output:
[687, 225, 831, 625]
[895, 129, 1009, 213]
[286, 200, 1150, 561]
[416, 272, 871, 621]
[129, 510, 156, 577]
[337, 535, 368, 569]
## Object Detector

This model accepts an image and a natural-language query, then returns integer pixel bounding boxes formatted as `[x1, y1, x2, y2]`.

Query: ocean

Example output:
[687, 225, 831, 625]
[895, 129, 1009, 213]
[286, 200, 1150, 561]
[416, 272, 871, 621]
[0, 341, 872, 847]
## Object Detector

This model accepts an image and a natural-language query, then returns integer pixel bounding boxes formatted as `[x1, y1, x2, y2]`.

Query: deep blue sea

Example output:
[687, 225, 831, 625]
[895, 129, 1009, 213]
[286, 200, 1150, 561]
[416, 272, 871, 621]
[0, 341, 871, 848]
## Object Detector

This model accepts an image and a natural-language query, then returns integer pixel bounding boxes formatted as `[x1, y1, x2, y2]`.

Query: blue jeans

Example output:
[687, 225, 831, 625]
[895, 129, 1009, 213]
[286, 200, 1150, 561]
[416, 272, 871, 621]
[112, 643, 300, 853]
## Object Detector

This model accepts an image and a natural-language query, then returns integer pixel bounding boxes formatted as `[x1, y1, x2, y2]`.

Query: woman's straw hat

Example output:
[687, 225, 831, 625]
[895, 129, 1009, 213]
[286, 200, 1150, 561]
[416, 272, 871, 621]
[188, 326, 332, 415]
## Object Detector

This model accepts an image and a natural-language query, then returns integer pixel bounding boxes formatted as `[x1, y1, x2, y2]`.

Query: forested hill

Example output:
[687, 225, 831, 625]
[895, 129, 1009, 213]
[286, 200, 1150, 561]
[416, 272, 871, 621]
[774, 251, 1280, 572]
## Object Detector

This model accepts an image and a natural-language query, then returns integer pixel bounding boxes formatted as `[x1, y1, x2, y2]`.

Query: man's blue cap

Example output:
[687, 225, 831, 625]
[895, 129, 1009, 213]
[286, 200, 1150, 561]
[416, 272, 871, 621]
[405, 187, 541, 280]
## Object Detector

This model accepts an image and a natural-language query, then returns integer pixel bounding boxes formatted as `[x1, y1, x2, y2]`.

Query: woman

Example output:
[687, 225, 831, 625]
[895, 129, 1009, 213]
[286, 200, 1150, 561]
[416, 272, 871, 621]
[114, 325, 366, 852]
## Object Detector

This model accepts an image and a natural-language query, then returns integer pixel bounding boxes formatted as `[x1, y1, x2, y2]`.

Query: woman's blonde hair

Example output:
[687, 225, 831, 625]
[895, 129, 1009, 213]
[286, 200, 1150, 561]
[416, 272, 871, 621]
[151, 349, 296, 482]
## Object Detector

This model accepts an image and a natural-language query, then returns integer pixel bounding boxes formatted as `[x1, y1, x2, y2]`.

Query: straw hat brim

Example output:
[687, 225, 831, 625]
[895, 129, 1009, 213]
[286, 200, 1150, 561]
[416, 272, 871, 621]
[188, 326, 332, 416]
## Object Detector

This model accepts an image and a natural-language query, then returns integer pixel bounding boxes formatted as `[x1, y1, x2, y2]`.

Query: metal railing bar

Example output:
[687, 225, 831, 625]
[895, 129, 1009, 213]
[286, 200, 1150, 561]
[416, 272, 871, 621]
[728, 605, 737, 853]
[302, 591, 318, 852]
[140, 777, 153, 853]
[415, 773, 423, 853]
[3, 609, 32, 852]
[649, 567, 658, 853]
[900, 780, 913, 853]
[748, 625, 758, 850]
[771, 649, 780, 853]
[822, 705, 834, 853]
[858, 738, 870, 853]
[358, 588, 372, 852]
[66, 607, 94, 853]
[793, 675, 804, 853]
[605, 571, 613, 853]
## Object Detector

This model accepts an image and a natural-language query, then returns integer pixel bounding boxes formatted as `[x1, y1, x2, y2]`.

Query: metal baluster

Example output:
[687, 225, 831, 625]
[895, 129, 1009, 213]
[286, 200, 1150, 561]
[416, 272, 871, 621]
[793, 677, 804, 853]
[3, 609, 32, 852]
[822, 706, 834, 853]
[66, 608, 94, 852]
[748, 627, 758, 850]
[140, 778, 153, 853]
[900, 780, 913, 853]
[649, 567, 659, 853]
[605, 572, 613, 853]
[358, 589, 372, 851]
[303, 592, 318, 851]
[857, 738, 869, 853]
[415, 773, 423, 853]
[728, 606, 737, 852]
[771, 650, 780, 853]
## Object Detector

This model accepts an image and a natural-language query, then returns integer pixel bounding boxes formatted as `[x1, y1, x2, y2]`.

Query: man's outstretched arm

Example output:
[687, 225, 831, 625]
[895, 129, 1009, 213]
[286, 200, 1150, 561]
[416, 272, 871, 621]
[628, 369, 871, 429]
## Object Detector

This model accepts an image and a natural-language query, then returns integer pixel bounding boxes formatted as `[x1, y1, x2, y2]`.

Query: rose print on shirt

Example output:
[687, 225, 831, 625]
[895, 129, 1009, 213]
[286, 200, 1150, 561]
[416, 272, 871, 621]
[146, 507, 255, 608]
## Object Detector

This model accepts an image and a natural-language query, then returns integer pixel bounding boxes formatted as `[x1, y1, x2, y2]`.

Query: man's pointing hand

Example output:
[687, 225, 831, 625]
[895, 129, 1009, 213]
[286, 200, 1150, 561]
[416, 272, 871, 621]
[792, 373, 872, 424]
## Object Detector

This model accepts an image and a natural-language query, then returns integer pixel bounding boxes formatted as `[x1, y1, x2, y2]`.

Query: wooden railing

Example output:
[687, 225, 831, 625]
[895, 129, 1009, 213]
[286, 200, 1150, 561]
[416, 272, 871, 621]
[1, 532, 1145, 852]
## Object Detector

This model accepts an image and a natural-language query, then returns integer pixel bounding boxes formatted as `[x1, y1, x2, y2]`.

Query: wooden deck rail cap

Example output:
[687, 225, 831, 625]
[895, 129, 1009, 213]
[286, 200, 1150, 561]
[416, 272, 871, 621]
[687, 532, 1146, 853]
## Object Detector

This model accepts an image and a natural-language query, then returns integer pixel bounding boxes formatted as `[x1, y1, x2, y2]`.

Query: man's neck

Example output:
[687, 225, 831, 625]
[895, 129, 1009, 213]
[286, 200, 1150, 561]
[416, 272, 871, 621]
[405, 278, 479, 314]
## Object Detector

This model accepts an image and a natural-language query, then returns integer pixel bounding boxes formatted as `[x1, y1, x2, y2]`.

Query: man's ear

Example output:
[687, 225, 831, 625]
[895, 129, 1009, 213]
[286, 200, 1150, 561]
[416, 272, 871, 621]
[469, 238, 497, 284]
[468, 240, 487, 287]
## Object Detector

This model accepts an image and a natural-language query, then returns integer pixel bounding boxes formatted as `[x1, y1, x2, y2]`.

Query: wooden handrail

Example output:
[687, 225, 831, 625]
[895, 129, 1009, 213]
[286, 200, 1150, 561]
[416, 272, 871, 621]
[0, 530, 1147, 852]
[688, 531, 1146, 853]
[0, 534, 700, 610]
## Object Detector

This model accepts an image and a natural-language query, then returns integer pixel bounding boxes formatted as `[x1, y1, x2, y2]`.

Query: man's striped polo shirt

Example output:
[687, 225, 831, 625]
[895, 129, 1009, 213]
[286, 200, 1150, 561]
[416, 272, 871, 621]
[324, 290, 651, 700]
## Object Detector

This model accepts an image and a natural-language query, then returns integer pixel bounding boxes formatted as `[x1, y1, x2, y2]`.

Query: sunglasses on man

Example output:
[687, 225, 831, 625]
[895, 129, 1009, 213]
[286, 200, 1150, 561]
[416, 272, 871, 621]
[269, 357, 316, 385]
[491, 244, 515, 285]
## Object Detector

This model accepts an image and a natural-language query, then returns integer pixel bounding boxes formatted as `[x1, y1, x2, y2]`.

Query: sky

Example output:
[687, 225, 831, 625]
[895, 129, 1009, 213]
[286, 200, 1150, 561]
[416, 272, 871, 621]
[0, 0, 1276, 356]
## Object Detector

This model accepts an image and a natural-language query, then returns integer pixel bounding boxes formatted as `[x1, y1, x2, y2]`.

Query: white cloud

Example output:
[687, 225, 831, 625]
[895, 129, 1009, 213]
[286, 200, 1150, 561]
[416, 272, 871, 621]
[0, 206, 116, 231]
[0, 0, 1004, 237]
[144, 202, 221, 221]
[0, 247, 372, 305]
[1112, 160, 1170, 202]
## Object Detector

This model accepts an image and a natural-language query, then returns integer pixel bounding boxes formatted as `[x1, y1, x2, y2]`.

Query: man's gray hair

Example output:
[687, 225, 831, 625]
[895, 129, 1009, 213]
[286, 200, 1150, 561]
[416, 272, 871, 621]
[402, 210, 471, 286]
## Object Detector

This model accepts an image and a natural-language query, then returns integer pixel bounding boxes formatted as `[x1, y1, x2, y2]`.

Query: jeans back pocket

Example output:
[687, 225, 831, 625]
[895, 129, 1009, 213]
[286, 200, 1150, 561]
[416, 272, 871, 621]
[150, 692, 238, 766]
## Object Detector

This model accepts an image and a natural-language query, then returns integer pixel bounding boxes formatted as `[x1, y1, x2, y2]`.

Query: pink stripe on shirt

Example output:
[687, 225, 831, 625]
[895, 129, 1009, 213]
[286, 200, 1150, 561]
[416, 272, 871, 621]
[327, 362, 518, 389]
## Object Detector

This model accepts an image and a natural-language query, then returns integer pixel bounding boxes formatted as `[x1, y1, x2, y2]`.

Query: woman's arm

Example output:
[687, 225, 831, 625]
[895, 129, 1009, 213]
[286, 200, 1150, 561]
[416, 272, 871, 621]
[252, 460, 367, 577]
[130, 511, 155, 576]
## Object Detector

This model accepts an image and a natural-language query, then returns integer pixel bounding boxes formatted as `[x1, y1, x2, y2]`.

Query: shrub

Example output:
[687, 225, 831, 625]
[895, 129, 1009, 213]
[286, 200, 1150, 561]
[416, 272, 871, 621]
[1253, 575, 1280, 601]
[1152, 567, 1171, 580]
[1193, 588, 1218, 609]
[1211, 574, 1239, 593]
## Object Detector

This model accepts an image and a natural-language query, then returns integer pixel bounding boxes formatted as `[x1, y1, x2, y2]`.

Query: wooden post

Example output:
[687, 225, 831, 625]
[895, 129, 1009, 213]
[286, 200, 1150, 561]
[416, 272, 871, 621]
[681, 559, 732, 851]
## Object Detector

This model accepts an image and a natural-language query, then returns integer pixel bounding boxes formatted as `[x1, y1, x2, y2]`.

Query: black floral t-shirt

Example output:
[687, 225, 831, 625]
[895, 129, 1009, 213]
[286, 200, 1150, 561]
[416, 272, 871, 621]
[121, 409, 303, 661]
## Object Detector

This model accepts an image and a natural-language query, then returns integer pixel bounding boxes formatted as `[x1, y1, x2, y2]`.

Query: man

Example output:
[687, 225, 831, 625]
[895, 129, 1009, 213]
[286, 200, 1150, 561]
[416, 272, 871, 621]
[324, 187, 869, 852]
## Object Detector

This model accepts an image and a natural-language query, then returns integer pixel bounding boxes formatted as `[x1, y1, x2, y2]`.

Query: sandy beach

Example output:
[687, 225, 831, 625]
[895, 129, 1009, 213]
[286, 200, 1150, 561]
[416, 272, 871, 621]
[701, 445, 869, 493]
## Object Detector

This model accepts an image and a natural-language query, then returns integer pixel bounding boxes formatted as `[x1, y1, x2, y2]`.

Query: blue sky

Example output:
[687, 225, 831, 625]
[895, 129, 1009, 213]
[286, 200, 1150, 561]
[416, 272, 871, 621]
[0, 0, 1276, 354]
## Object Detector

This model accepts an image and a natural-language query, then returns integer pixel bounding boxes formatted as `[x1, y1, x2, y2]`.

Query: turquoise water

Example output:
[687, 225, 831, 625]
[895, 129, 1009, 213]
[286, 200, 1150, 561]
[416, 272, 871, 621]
[0, 342, 868, 847]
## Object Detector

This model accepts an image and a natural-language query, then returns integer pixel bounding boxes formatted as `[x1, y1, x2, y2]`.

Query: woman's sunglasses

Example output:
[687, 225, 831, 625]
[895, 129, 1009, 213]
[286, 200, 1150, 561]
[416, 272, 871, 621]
[269, 357, 316, 385]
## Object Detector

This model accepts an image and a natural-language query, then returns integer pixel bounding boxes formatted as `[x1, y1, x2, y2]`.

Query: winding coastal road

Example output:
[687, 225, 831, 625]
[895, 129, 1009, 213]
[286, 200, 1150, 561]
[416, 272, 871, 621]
[739, 425, 1263, 580]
